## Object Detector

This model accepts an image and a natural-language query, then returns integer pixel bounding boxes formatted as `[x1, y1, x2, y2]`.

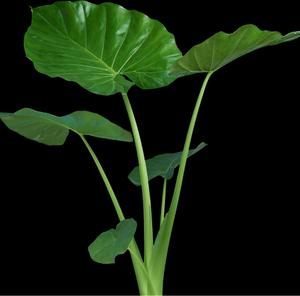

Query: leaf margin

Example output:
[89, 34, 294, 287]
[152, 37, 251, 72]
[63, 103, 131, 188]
[0, 107, 133, 145]
[24, 1, 182, 96]
[169, 24, 300, 76]
[88, 218, 138, 264]
[128, 142, 208, 186]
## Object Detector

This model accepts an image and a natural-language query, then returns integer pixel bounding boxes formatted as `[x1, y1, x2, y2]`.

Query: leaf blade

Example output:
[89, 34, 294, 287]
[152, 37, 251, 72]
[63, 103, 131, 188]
[169, 24, 300, 76]
[88, 219, 137, 264]
[0, 108, 133, 145]
[128, 142, 208, 186]
[24, 1, 182, 96]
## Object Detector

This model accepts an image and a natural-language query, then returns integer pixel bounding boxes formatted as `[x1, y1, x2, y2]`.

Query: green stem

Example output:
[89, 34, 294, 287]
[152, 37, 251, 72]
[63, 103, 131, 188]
[79, 134, 150, 295]
[160, 179, 167, 227]
[122, 93, 153, 268]
[128, 243, 156, 295]
[168, 71, 213, 228]
[148, 71, 213, 295]
[79, 134, 124, 221]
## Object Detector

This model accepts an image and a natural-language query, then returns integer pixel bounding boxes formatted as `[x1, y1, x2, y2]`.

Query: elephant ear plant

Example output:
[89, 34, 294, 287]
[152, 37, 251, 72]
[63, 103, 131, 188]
[1, 1, 299, 295]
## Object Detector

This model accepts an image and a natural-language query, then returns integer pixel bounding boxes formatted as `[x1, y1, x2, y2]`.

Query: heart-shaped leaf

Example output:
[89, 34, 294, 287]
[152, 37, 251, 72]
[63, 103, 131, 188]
[88, 218, 137, 264]
[0, 108, 133, 145]
[169, 24, 300, 76]
[24, 1, 182, 96]
[128, 142, 207, 186]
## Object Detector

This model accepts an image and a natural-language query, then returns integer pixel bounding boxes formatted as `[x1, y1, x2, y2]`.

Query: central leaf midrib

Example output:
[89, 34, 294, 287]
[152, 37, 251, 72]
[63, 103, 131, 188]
[68, 37, 117, 76]
[37, 115, 78, 133]
[37, 114, 117, 136]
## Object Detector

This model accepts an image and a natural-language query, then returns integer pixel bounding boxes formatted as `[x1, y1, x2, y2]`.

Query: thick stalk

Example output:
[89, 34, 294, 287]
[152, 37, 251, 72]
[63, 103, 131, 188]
[168, 71, 213, 231]
[122, 93, 153, 268]
[148, 71, 213, 295]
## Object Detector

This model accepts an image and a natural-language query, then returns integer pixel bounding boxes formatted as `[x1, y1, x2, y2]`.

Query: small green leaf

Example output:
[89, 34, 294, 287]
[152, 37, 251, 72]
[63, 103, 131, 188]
[88, 219, 137, 264]
[0, 108, 133, 145]
[169, 24, 300, 76]
[24, 1, 182, 96]
[128, 142, 207, 186]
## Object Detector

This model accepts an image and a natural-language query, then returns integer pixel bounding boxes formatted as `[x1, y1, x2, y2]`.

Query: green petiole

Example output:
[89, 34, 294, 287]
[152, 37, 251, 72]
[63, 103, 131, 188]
[160, 179, 167, 228]
[147, 71, 213, 295]
[169, 71, 213, 227]
[79, 133, 154, 295]
[79, 134, 125, 221]
[122, 93, 154, 268]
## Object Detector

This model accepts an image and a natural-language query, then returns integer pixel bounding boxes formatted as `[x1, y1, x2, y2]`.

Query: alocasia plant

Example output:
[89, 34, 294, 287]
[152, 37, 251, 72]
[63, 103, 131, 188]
[0, 1, 299, 295]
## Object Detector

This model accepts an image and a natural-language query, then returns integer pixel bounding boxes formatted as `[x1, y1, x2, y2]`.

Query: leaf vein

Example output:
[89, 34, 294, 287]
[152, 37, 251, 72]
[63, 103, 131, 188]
[121, 33, 170, 73]
[215, 27, 250, 70]
[117, 22, 156, 73]
[111, 15, 131, 69]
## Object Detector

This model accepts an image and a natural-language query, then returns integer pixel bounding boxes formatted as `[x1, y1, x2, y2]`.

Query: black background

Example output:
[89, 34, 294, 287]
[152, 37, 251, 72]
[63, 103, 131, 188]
[1, 0, 299, 295]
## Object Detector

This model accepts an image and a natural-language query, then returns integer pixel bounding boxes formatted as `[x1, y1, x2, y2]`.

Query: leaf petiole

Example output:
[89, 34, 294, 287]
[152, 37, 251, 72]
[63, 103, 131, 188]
[169, 71, 213, 226]
[79, 134, 125, 221]
[148, 71, 213, 295]
[160, 179, 167, 227]
[122, 93, 153, 267]
[79, 133, 152, 295]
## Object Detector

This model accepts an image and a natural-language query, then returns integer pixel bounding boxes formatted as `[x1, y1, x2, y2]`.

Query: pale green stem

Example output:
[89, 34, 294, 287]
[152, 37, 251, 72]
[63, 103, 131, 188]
[79, 134, 124, 221]
[122, 93, 153, 268]
[128, 243, 156, 295]
[160, 179, 167, 228]
[79, 134, 151, 295]
[148, 72, 213, 295]
[168, 72, 213, 236]
[168, 72, 213, 235]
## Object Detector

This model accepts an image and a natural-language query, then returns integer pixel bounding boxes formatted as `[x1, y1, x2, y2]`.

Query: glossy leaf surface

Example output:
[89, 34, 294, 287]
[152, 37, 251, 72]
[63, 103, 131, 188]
[0, 108, 133, 145]
[24, 1, 182, 96]
[88, 219, 137, 264]
[128, 142, 207, 186]
[169, 24, 300, 75]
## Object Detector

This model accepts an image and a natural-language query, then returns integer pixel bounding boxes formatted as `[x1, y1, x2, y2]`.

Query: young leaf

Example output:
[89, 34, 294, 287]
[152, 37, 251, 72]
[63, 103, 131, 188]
[0, 108, 133, 145]
[169, 24, 300, 76]
[24, 1, 182, 96]
[88, 219, 137, 264]
[128, 142, 207, 186]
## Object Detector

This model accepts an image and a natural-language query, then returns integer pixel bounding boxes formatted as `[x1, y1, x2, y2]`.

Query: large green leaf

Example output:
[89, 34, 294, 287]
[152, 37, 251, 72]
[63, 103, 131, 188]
[128, 142, 207, 186]
[0, 108, 133, 145]
[169, 24, 300, 75]
[24, 1, 182, 96]
[88, 218, 137, 264]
